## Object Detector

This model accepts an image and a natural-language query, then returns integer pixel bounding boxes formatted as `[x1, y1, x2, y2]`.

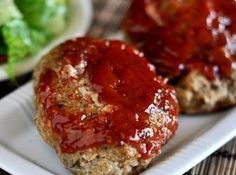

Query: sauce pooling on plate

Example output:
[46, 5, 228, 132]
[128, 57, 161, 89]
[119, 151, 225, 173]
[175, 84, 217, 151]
[36, 38, 179, 159]
[123, 0, 236, 79]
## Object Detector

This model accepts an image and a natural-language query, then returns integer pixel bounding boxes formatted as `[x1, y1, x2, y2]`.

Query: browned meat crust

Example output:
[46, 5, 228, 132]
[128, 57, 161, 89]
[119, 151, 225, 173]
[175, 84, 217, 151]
[33, 38, 178, 175]
[176, 70, 236, 114]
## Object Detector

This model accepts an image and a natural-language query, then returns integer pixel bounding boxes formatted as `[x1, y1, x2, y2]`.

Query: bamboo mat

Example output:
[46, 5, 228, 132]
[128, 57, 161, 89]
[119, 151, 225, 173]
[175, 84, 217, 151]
[0, 0, 235, 174]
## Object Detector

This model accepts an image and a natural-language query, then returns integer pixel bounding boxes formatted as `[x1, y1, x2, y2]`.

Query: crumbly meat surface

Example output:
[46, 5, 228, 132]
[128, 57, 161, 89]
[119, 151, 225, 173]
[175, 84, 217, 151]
[175, 70, 236, 114]
[33, 40, 178, 175]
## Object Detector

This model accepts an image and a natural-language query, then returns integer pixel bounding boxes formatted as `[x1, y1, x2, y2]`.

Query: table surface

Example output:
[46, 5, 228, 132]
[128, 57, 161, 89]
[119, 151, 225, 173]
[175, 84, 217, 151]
[0, 0, 236, 175]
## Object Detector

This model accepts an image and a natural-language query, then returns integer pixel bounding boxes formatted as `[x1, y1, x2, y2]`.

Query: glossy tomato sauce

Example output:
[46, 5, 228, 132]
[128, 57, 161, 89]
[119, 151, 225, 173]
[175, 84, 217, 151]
[36, 38, 179, 159]
[123, 0, 236, 79]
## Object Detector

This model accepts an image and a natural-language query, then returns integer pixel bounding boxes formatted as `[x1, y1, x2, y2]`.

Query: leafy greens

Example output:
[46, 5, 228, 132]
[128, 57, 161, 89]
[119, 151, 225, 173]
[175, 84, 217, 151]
[0, 0, 68, 78]
[14, 0, 68, 36]
[2, 19, 47, 77]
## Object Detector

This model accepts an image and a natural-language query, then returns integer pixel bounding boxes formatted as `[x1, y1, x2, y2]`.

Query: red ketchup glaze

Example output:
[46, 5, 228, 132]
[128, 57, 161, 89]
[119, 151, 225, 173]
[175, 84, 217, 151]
[36, 38, 179, 159]
[123, 0, 236, 79]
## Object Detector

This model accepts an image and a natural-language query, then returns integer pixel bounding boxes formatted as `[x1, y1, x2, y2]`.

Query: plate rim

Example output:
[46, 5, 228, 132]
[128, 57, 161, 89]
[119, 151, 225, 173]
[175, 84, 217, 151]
[142, 111, 236, 175]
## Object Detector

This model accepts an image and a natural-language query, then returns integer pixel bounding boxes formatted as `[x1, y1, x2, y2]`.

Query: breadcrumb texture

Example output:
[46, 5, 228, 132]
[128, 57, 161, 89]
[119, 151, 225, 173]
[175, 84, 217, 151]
[176, 70, 236, 114]
[33, 44, 178, 175]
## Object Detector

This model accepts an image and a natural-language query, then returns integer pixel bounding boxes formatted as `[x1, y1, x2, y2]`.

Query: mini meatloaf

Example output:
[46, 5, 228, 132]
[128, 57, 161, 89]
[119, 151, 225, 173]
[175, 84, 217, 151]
[33, 37, 179, 175]
[123, 0, 236, 114]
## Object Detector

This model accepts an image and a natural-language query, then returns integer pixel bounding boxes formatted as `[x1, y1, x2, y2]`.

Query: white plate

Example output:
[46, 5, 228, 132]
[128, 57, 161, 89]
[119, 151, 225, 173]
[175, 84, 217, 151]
[0, 0, 93, 81]
[0, 82, 235, 175]
[0, 30, 236, 174]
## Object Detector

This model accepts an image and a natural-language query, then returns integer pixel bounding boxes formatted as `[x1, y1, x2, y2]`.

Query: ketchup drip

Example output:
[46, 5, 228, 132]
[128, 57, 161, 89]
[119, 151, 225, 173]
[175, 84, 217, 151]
[36, 38, 179, 159]
[123, 0, 236, 79]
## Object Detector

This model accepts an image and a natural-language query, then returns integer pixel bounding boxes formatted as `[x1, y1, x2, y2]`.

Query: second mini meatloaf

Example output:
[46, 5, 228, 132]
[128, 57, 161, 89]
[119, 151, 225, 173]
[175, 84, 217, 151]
[123, 0, 236, 114]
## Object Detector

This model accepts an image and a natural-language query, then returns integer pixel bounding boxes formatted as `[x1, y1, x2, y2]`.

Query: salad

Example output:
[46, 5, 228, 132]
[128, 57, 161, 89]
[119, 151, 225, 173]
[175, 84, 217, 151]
[0, 0, 68, 78]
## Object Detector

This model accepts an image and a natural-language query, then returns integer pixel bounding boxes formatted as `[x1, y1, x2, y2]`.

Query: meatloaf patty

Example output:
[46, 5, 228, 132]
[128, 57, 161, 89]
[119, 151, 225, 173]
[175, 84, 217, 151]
[33, 37, 179, 175]
[123, 0, 236, 114]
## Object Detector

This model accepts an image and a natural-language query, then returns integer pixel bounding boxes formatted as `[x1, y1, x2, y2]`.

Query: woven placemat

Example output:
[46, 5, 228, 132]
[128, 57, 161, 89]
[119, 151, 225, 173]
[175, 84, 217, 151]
[0, 0, 235, 174]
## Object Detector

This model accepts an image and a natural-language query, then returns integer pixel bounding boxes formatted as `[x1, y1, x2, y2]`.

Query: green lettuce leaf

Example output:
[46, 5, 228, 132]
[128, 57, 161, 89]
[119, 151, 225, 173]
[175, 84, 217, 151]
[44, 0, 68, 36]
[0, 46, 6, 55]
[0, 0, 68, 78]
[30, 29, 48, 54]
[0, 30, 7, 55]
[14, 0, 68, 36]
[0, 0, 22, 26]
[2, 19, 47, 77]
[14, 0, 50, 29]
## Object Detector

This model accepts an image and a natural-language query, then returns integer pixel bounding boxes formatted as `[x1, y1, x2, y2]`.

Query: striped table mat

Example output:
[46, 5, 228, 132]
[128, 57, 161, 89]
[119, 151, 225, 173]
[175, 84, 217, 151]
[0, 0, 235, 175]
